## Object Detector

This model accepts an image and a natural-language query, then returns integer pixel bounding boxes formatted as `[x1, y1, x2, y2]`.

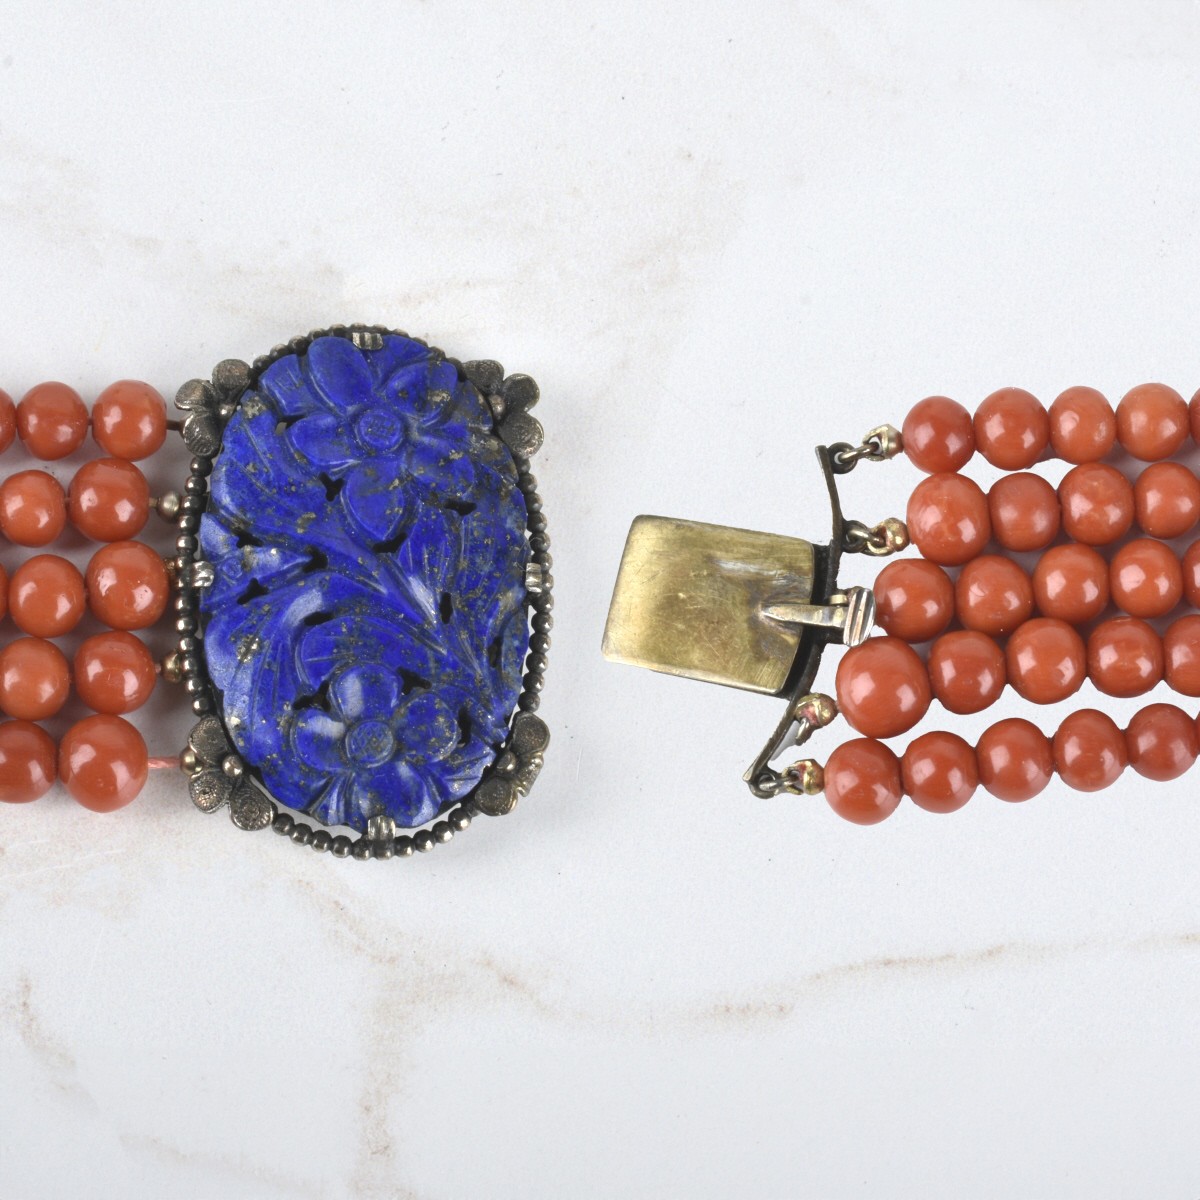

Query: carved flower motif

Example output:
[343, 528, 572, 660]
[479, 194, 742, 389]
[198, 334, 530, 833]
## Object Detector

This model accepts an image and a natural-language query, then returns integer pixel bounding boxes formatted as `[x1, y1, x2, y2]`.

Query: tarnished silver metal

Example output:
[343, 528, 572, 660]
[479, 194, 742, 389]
[173, 325, 551, 859]
[605, 428, 903, 798]
[155, 491, 183, 522]
[762, 586, 876, 649]
[162, 652, 183, 684]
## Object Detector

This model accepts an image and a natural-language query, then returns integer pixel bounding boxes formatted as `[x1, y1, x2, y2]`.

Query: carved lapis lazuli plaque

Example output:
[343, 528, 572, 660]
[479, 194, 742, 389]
[198, 334, 530, 832]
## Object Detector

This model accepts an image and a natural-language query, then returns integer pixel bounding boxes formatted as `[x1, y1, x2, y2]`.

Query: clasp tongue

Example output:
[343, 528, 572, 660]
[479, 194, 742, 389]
[760, 587, 876, 648]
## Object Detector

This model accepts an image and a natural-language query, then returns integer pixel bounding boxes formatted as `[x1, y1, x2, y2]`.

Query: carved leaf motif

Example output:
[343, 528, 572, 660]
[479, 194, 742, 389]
[183, 411, 222, 457]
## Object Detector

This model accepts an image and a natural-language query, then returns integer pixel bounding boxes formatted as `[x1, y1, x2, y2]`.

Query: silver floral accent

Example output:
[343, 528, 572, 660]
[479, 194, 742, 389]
[184, 716, 277, 832]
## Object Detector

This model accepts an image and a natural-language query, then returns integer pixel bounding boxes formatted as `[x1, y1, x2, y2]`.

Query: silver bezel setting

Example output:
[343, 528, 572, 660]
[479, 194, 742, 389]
[172, 324, 551, 860]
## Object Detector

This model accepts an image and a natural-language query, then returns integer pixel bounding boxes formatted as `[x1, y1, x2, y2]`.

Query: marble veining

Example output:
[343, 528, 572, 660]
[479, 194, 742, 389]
[199, 334, 529, 831]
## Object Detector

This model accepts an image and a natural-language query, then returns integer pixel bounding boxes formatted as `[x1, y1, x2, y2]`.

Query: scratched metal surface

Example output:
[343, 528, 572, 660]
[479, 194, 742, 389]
[1, 3, 1199, 1198]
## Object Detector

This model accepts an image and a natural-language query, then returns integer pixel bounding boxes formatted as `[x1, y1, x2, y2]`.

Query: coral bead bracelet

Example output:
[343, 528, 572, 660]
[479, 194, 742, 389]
[1, 326, 553, 862]
[605, 381, 1200, 824]
[0, 379, 181, 812]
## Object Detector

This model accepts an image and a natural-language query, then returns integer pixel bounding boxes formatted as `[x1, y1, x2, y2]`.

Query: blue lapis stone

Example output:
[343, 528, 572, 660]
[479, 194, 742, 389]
[198, 334, 530, 832]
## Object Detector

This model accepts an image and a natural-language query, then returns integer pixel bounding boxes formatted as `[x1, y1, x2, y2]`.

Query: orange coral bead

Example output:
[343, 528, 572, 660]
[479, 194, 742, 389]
[834, 637, 931, 738]
[74, 632, 157, 714]
[1126, 703, 1198, 781]
[16, 382, 89, 460]
[0, 637, 70, 720]
[987, 472, 1060, 552]
[1164, 615, 1200, 697]
[1087, 617, 1163, 698]
[974, 387, 1049, 470]
[906, 473, 991, 566]
[0, 470, 67, 547]
[928, 630, 1006, 715]
[1006, 617, 1086, 705]
[85, 540, 170, 630]
[1110, 538, 1183, 619]
[0, 719, 56, 804]
[1190, 385, 1200, 446]
[0, 564, 7, 624]
[1048, 386, 1115, 464]
[823, 738, 903, 826]
[873, 558, 954, 643]
[9, 554, 86, 638]
[0, 388, 15, 455]
[1116, 383, 1189, 461]
[68, 457, 151, 541]
[976, 718, 1054, 802]
[1184, 539, 1200, 608]
[955, 555, 1033, 637]
[1133, 462, 1200, 539]
[93, 380, 168, 461]
[1032, 544, 1108, 624]
[902, 396, 974, 474]
[1053, 710, 1127, 793]
[59, 714, 148, 812]
[901, 731, 977, 814]
[1058, 463, 1135, 546]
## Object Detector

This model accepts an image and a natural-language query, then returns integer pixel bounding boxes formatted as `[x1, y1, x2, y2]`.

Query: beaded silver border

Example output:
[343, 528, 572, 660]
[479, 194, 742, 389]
[171, 324, 551, 860]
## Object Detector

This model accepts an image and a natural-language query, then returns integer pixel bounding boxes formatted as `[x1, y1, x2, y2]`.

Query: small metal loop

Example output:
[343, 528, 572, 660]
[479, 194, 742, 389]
[842, 516, 908, 558]
[828, 441, 868, 474]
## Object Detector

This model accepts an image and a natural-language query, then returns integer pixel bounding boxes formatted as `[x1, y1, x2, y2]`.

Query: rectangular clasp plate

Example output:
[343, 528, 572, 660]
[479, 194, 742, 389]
[602, 515, 816, 696]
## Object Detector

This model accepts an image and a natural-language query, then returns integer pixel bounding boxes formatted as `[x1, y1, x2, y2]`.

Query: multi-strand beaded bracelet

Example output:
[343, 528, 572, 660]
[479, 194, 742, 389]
[819, 382, 1200, 824]
[0, 379, 178, 813]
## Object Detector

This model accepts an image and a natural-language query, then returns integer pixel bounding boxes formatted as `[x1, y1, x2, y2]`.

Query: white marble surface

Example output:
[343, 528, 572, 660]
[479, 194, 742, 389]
[1, 3, 1199, 1197]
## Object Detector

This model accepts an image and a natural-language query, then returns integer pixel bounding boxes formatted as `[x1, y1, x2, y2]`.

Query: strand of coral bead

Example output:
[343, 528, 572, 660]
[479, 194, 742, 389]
[902, 384, 1200, 475]
[815, 701, 1200, 825]
[1, 380, 169, 462]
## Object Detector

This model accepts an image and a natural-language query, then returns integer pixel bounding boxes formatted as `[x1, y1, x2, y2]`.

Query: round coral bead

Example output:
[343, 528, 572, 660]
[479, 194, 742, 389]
[8, 554, 86, 638]
[0, 637, 70, 721]
[1126, 703, 1199, 781]
[92, 380, 168, 461]
[823, 738, 903, 826]
[0, 564, 8, 624]
[68, 457, 151, 542]
[1133, 462, 1200, 540]
[1053, 710, 1127, 793]
[1032, 544, 1109, 624]
[74, 632, 157, 714]
[1087, 617, 1163, 698]
[1117, 383, 1189, 461]
[1190, 385, 1200, 447]
[0, 388, 15, 455]
[85, 541, 170, 630]
[906, 473, 991, 566]
[901, 731, 977, 814]
[872, 558, 954, 643]
[59, 714, 148, 812]
[1006, 618, 1086, 704]
[987, 472, 1060, 552]
[1164, 615, 1200, 697]
[1049, 386, 1116, 464]
[928, 630, 1007, 715]
[976, 718, 1054, 802]
[0, 720, 56, 804]
[17, 382, 89, 460]
[1110, 538, 1183, 619]
[0, 470, 67, 547]
[955, 555, 1033, 637]
[974, 387, 1049, 470]
[1184, 539, 1200, 608]
[902, 396, 975, 474]
[1058, 463, 1135, 546]
[834, 636, 931, 739]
